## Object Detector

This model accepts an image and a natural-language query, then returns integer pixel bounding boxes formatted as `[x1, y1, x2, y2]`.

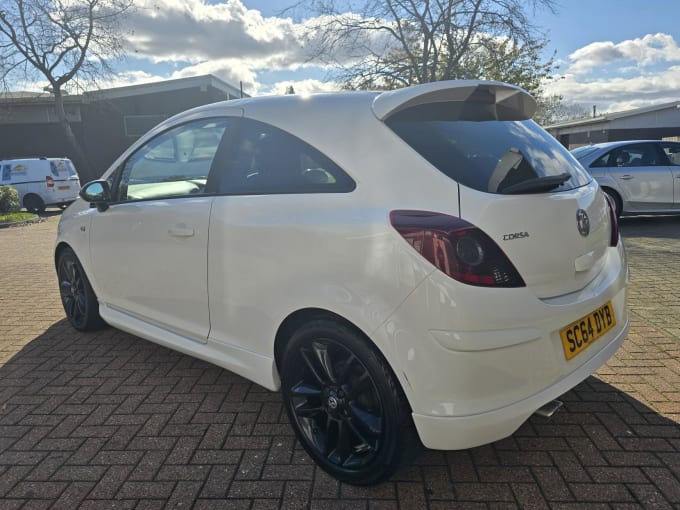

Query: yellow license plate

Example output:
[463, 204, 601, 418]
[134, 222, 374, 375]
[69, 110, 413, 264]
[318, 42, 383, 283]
[57, 185, 71, 190]
[560, 301, 616, 361]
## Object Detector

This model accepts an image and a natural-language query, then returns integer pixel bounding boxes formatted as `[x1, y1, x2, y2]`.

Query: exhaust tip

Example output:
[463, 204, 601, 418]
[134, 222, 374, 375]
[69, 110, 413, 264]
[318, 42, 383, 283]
[534, 399, 563, 419]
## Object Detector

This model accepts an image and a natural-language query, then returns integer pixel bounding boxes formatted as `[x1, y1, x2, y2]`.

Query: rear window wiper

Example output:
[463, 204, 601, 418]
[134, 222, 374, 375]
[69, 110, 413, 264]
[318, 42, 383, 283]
[499, 172, 572, 194]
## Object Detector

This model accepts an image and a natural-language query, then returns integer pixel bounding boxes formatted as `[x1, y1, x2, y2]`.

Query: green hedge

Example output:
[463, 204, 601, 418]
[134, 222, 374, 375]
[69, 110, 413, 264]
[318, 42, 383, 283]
[0, 186, 20, 213]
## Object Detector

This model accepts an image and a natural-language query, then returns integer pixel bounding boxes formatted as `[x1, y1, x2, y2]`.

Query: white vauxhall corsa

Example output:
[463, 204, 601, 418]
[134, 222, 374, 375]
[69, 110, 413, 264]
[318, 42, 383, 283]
[55, 81, 629, 485]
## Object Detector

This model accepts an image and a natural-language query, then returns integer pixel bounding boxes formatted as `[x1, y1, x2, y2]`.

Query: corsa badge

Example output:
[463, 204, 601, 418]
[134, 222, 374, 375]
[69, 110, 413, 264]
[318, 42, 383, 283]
[503, 232, 529, 241]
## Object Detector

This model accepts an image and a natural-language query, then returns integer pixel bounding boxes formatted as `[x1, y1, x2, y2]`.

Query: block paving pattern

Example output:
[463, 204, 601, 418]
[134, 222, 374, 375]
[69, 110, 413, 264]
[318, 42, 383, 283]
[0, 214, 678, 509]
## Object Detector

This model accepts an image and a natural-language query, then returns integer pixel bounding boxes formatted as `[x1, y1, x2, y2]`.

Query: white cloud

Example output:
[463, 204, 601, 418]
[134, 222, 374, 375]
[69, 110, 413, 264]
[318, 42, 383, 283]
[168, 58, 260, 92]
[264, 79, 341, 96]
[543, 33, 680, 112]
[567, 33, 680, 74]
[545, 65, 680, 112]
[98, 70, 165, 89]
[123, 0, 393, 94]
[129, 0, 306, 65]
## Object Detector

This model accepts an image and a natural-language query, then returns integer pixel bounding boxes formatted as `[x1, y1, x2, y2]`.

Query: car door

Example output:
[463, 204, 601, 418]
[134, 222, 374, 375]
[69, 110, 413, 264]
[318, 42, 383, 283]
[89, 118, 232, 343]
[658, 141, 680, 208]
[597, 143, 674, 211]
[206, 117, 356, 357]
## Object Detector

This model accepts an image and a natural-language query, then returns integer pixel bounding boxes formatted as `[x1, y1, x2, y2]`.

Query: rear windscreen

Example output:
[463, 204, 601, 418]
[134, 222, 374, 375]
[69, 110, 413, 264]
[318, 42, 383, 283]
[387, 115, 590, 194]
[50, 160, 78, 178]
[570, 145, 599, 160]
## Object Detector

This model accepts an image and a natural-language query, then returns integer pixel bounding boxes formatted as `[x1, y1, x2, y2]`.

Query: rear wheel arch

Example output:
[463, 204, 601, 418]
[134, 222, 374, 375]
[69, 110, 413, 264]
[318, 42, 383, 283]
[275, 308, 364, 370]
[273, 308, 409, 405]
[601, 187, 623, 217]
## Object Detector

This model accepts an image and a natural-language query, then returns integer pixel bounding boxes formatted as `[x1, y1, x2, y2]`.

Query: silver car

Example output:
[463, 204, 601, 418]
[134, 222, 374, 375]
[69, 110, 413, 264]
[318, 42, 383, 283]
[572, 140, 680, 217]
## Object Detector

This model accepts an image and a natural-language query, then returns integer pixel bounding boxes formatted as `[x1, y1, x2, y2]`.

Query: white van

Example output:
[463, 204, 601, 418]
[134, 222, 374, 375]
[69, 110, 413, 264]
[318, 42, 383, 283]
[0, 158, 81, 213]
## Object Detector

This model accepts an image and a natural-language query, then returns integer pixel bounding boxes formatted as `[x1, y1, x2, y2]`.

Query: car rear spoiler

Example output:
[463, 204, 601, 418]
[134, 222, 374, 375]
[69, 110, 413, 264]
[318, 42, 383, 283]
[371, 80, 537, 121]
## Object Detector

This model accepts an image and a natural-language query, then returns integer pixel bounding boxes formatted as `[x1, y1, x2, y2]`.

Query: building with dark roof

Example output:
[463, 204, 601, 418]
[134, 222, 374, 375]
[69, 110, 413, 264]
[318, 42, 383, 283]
[546, 100, 680, 149]
[0, 75, 245, 182]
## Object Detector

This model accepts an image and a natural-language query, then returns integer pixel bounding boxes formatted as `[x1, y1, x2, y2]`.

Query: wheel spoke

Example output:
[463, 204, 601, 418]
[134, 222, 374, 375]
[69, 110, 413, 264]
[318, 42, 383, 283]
[327, 419, 353, 465]
[300, 348, 327, 386]
[290, 381, 322, 397]
[293, 400, 323, 418]
[345, 417, 376, 455]
[68, 261, 77, 283]
[76, 292, 87, 317]
[311, 341, 337, 384]
[65, 296, 76, 320]
[336, 353, 358, 384]
[59, 280, 72, 298]
[73, 274, 82, 293]
[298, 417, 327, 454]
[348, 402, 383, 436]
[348, 370, 373, 397]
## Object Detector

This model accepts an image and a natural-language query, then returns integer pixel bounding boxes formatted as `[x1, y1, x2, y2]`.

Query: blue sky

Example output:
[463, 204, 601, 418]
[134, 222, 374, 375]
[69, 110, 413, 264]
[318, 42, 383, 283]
[43, 0, 680, 113]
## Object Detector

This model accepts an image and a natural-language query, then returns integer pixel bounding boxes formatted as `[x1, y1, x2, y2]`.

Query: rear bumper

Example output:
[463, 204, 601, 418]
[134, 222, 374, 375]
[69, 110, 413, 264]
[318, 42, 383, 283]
[411, 315, 629, 450]
[373, 241, 628, 450]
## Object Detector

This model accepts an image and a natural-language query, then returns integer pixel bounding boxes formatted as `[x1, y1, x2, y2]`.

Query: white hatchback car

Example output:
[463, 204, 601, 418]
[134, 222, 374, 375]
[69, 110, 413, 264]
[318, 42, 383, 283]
[56, 81, 629, 485]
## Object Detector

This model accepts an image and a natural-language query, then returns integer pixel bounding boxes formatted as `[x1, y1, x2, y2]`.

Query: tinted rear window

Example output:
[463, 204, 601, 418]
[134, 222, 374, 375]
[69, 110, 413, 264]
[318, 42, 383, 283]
[387, 116, 590, 194]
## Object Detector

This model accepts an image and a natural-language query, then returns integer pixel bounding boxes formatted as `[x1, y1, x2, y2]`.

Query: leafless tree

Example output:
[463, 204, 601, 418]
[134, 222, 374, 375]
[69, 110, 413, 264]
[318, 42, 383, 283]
[535, 95, 593, 126]
[297, 0, 557, 95]
[0, 0, 134, 174]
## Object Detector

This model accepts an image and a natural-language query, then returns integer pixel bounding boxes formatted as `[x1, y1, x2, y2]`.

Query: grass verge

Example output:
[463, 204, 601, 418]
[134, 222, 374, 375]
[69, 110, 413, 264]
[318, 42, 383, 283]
[0, 211, 38, 224]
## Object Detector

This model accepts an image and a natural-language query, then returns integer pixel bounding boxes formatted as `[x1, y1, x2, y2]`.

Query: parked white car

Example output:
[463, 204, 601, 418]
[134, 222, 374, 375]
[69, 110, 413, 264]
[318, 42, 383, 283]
[0, 157, 80, 212]
[55, 81, 629, 485]
[571, 140, 680, 217]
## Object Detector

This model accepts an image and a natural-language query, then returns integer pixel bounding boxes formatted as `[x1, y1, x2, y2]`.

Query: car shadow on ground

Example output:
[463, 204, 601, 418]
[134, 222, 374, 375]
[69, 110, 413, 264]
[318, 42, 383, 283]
[0, 320, 677, 507]
[36, 208, 65, 218]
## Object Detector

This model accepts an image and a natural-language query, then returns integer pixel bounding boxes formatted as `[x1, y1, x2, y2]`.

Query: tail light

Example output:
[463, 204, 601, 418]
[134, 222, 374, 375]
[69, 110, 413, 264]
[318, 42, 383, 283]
[604, 194, 619, 247]
[390, 210, 525, 288]
[46, 175, 54, 188]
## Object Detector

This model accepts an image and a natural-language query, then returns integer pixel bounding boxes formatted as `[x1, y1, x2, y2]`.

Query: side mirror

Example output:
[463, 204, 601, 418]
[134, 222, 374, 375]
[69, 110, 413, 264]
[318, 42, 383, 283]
[80, 180, 111, 212]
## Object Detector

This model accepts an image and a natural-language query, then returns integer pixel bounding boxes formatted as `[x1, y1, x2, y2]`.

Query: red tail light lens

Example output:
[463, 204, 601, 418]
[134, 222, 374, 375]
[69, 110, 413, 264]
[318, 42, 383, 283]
[604, 194, 619, 247]
[46, 175, 54, 188]
[390, 210, 525, 288]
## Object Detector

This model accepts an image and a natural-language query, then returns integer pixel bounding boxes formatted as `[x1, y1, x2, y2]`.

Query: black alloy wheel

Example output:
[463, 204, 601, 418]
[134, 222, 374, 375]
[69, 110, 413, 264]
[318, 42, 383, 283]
[281, 319, 418, 485]
[57, 249, 106, 331]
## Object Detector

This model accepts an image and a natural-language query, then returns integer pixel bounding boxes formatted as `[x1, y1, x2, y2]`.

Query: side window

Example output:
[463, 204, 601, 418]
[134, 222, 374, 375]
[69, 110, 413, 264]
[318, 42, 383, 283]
[116, 118, 229, 202]
[593, 144, 663, 168]
[1, 164, 11, 182]
[590, 151, 615, 168]
[659, 142, 680, 166]
[220, 118, 355, 194]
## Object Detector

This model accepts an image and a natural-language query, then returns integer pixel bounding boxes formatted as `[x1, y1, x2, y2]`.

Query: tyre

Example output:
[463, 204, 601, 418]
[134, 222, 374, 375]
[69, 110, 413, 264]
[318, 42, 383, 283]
[57, 248, 107, 331]
[280, 319, 419, 485]
[24, 194, 46, 214]
[603, 188, 622, 218]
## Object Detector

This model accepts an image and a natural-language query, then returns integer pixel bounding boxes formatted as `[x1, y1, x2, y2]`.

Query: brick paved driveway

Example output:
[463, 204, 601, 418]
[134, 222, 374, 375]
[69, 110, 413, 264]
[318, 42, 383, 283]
[0, 215, 678, 509]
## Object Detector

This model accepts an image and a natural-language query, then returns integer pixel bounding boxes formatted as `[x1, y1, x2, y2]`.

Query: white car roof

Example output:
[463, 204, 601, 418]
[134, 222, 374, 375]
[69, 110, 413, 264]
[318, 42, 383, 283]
[163, 80, 536, 129]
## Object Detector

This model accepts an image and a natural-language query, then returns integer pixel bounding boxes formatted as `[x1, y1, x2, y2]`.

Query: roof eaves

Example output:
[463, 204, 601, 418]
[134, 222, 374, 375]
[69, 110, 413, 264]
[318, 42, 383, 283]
[81, 74, 246, 101]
